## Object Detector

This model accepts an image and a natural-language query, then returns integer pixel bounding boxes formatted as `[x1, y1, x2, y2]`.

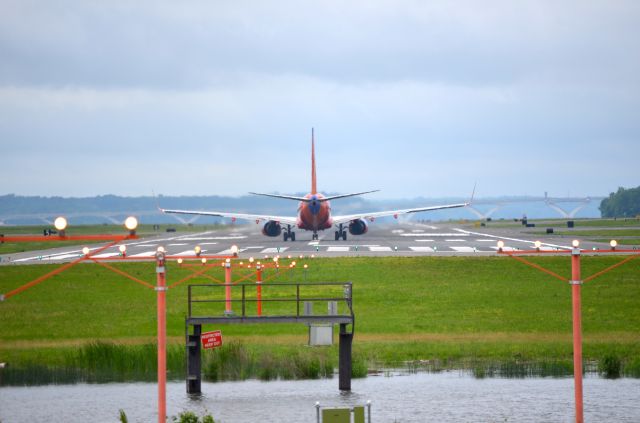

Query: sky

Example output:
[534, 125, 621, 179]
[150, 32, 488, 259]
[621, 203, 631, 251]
[1, 1, 638, 199]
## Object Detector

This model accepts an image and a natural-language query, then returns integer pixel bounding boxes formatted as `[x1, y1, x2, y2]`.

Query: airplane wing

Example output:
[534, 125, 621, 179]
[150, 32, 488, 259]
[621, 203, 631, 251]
[331, 201, 469, 225]
[159, 207, 298, 226]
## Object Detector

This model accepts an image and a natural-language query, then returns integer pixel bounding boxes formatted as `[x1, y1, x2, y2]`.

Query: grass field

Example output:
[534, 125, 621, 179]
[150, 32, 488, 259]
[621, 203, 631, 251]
[1, 256, 639, 384]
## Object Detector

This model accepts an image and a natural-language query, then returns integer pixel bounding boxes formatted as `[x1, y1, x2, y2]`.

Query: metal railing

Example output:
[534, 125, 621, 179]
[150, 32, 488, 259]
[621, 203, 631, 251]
[187, 282, 353, 320]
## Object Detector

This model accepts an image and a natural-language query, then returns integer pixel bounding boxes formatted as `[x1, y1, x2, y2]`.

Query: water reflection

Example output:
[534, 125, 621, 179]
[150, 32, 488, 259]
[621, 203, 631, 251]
[1, 372, 639, 422]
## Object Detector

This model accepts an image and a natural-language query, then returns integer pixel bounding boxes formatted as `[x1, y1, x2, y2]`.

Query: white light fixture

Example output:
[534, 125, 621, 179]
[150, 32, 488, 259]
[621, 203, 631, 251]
[534, 241, 542, 250]
[82, 247, 90, 255]
[118, 245, 126, 253]
[610, 240, 618, 249]
[497, 240, 505, 250]
[124, 216, 138, 232]
[54, 216, 68, 231]
[572, 240, 580, 248]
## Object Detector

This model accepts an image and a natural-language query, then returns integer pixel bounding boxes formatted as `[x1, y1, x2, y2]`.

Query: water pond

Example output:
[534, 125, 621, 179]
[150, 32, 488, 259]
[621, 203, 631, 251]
[1, 371, 640, 422]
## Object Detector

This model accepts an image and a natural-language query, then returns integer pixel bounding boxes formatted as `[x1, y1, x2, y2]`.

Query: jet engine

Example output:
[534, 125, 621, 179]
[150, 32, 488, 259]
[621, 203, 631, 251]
[262, 220, 282, 237]
[348, 219, 368, 235]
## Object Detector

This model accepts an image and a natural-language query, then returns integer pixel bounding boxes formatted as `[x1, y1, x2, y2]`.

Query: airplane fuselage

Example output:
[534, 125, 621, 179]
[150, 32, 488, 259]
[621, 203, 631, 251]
[297, 193, 333, 232]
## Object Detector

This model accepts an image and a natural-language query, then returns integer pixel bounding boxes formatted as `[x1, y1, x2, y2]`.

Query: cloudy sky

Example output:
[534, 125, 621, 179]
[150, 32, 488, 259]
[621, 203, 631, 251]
[1, 1, 638, 199]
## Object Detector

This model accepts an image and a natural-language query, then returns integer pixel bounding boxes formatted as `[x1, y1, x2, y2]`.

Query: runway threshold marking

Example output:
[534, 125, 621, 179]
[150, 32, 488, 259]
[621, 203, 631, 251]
[261, 247, 288, 254]
[369, 246, 393, 252]
[327, 246, 350, 252]
[449, 246, 476, 253]
[409, 246, 435, 252]
[454, 228, 571, 250]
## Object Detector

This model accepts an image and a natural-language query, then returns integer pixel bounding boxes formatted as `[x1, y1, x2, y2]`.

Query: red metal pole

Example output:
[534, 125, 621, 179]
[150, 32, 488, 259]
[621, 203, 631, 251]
[256, 264, 262, 316]
[571, 247, 583, 423]
[224, 261, 232, 315]
[156, 252, 167, 423]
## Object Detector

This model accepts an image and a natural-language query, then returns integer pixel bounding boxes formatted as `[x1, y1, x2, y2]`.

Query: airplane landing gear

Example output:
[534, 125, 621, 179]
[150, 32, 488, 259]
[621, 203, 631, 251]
[335, 224, 347, 241]
[283, 225, 295, 241]
[312, 232, 319, 241]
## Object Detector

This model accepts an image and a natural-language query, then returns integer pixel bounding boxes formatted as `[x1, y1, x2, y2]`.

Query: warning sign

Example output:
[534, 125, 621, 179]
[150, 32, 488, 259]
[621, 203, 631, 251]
[201, 330, 223, 349]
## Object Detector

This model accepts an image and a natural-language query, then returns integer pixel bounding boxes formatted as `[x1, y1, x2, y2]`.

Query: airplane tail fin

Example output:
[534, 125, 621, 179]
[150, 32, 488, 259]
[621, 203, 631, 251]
[311, 128, 317, 195]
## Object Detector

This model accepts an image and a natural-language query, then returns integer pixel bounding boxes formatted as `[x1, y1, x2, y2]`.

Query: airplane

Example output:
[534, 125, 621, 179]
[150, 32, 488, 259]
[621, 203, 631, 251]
[160, 130, 472, 241]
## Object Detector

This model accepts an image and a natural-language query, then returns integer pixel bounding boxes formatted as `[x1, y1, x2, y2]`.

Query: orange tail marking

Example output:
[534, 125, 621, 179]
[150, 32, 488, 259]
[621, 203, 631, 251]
[311, 128, 317, 195]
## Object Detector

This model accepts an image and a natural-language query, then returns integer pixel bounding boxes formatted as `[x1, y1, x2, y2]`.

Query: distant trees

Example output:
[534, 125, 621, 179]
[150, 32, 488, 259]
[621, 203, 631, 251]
[599, 186, 640, 218]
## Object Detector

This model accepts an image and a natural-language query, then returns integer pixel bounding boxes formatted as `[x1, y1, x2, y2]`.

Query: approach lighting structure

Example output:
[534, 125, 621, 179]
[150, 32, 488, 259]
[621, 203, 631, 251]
[497, 240, 505, 252]
[534, 241, 542, 251]
[230, 245, 239, 257]
[572, 240, 580, 249]
[82, 247, 90, 256]
[610, 240, 617, 250]
[155, 246, 166, 265]
[54, 216, 68, 237]
[124, 216, 138, 235]
[119, 244, 127, 257]
[194, 245, 202, 257]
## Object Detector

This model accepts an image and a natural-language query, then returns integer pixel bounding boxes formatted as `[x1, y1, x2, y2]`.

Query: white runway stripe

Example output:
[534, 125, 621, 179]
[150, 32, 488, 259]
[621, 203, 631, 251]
[401, 233, 468, 237]
[46, 253, 81, 260]
[445, 239, 466, 242]
[260, 247, 288, 254]
[409, 246, 435, 252]
[327, 246, 350, 252]
[91, 252, 120, 258]
[369, 246, 392, 252]
[217, 248, 248, 255]
[130, 251, 158, 257]
[490, 246, 517, 252]
[173, 249, 205, 256]
[450, 246, 476, 253]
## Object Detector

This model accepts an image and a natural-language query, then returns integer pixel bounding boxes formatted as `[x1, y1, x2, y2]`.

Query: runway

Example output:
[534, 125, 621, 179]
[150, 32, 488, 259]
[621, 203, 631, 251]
[1, 221, 611, 265]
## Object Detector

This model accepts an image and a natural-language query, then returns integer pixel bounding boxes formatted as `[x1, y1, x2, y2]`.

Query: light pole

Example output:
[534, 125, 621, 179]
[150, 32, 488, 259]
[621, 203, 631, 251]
[570, 240, 583, 423]
[155, 246, 167, 423]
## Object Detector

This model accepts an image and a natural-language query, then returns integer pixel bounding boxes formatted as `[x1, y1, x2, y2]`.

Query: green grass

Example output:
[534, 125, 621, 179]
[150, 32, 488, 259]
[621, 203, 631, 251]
[1, 256, 639, 383]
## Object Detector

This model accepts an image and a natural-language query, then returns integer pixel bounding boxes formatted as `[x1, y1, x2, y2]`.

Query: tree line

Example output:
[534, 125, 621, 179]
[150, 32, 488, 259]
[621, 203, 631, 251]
[599, 186, 640, 218]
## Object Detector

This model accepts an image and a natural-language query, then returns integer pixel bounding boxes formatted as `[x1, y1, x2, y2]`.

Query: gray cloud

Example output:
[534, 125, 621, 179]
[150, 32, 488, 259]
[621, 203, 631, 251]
[1, 1, 638, 198]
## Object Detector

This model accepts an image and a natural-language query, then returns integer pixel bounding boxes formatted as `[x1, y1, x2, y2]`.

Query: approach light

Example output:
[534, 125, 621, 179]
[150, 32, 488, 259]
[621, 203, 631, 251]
[292, 261, 296, 267]
[54, 216, 68, 231]
[124, 216, 138, 234]
[534, 241, 542, 250]
[239, 261, 244, 266]
[82, 247, 90, 256]
[156, 246, 166, 263]
[249, 257, 255, 263]
[287, 255, 292, 259]
[572, 240, 580, 248]
[304, 264, 308, 269]
[225, 258, 231, 263]
[119, 245, 126, 253]
[177, 258, 183, 265]
[497, 240, 505, 252]
[194, 245, 202, 256]
[230, 245, 239, 256]
[610, 240, 618, 250]
[201, 258, 207, 265]
[273, 256, 279, 262]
